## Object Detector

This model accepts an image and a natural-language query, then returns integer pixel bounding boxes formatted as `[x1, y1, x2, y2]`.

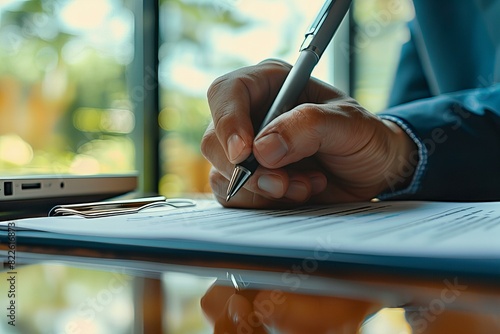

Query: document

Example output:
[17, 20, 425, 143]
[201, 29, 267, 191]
[2, 200, 500, 259]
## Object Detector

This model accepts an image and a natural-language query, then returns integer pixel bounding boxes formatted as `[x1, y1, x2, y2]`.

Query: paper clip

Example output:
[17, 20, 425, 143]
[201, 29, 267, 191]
[227, 272, 250, 291]
[48, 196, 196, 218]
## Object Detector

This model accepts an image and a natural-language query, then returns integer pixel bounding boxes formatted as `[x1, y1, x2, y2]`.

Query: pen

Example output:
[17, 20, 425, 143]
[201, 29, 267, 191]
[226, 0, 352, 201]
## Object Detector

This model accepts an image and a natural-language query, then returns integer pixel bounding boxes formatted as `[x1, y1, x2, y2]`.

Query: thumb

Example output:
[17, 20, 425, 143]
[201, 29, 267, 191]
[253, 102, 378, 169]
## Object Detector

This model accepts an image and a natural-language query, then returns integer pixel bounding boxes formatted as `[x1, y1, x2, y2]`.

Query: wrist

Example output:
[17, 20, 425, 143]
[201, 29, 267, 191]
[381, 120, 419, 193]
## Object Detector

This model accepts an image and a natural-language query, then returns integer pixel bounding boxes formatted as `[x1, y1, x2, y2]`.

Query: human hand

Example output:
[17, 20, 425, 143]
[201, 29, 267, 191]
[201, 283, 500, 334]
[201, 283, 380, 334]
[201, 60, 417, 208]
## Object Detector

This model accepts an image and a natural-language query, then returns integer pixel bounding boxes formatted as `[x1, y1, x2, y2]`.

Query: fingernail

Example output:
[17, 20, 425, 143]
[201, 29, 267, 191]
[227, 134, 246, 162]
[286, 181, 308, 202]
[254, 133, 288, 166]
[258, 174, 284, 197]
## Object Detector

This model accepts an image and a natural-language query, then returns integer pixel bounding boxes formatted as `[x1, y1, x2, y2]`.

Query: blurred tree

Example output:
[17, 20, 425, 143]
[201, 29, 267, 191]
[0, 0, 134, 173]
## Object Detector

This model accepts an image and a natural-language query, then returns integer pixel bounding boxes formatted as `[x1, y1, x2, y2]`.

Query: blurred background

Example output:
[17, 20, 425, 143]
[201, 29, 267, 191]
[0, 0, 415, 332]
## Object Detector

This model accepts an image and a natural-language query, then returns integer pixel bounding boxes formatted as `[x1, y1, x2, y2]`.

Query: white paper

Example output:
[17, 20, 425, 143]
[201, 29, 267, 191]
[3, 200, 500, 258]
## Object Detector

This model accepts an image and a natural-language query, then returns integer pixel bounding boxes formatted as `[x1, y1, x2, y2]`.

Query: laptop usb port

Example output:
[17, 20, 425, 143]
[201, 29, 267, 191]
[21, 182, 42, 190]
[4, 182, 13, 196]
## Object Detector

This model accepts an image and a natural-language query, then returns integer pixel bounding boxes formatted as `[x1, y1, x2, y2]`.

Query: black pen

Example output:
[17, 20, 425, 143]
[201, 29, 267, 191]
[226, 0, 352, 201]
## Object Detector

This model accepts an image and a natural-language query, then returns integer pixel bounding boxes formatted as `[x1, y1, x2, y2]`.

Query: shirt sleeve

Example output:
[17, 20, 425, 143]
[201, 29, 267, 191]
[376, 114, 428, 200]
[378, 84, 500, 201]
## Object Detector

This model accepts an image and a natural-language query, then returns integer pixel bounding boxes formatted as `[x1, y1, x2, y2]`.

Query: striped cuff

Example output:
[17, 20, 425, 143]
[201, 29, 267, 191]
[377, 115, 428, 199]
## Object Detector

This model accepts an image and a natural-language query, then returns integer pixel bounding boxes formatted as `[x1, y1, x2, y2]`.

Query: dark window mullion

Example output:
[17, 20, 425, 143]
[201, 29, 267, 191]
[130, 0, 160, 194]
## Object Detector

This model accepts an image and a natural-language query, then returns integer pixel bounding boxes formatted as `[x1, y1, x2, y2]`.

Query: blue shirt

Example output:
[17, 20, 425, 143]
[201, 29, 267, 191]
[379, 0, 500, 200]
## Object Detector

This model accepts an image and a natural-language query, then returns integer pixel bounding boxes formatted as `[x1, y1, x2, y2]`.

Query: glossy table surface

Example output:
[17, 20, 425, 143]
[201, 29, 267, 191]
[2, 238, 500, 334]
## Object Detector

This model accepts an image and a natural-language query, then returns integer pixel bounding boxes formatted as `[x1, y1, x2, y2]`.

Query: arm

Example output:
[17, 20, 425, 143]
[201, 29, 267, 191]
[379, 16, 500, 201]
[380, 84, 500, 201]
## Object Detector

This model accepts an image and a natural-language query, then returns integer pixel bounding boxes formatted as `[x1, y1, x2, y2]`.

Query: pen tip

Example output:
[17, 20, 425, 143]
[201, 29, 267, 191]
[226, 165, 253, 202]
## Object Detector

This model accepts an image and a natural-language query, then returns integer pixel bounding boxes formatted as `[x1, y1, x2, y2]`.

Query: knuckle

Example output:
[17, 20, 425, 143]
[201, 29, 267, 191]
[259, 58, 292, 70]
[207, 76, 238, 130]
[206, 75, 228, 102]
[200, 125, 217, 160]
[289, 104, 325, 137]
[212, 110, 233, 134]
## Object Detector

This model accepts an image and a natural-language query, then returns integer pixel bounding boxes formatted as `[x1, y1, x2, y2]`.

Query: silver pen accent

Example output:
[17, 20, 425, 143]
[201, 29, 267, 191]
[226, 0, 352, 201]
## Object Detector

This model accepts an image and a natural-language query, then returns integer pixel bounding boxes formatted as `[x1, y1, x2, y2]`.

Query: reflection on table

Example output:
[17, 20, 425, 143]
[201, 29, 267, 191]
[1, 262, 500, 334]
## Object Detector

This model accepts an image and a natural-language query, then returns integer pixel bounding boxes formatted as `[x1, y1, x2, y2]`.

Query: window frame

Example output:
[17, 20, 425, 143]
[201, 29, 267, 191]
[130, 0, 160, 194]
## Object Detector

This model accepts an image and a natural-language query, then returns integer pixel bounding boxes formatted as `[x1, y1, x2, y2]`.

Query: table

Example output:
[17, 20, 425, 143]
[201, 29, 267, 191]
[2, 238, 500, 334]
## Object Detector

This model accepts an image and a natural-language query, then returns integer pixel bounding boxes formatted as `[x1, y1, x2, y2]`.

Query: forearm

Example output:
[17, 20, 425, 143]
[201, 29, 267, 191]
[378, 84, 500, 201]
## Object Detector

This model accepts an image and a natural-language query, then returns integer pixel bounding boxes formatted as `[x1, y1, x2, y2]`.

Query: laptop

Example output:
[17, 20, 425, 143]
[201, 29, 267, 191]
[0, 173, 138, 214]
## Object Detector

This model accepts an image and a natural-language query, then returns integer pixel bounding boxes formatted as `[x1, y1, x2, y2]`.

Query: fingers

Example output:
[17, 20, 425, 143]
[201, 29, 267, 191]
[200, 284, 236, 324]
[201, 284, 267, 334]
[203, 120, 328, 206]
[204, 59, 346, 166]
[208, 167, 328, 208]
[201, 283, 381, 334]
[203, 60, 385, 207]
[206, 60, 292, 165]
[250, 101, 400, 199]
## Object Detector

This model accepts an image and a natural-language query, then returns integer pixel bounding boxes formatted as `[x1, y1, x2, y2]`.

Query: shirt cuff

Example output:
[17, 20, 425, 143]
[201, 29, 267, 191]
[377, 115, 428, 199]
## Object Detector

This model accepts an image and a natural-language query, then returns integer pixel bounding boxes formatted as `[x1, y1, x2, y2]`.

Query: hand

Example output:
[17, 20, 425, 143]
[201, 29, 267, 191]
[201, 283, 380, 334]
[201, 59, 417, 208]
[201, 284, 500, 334]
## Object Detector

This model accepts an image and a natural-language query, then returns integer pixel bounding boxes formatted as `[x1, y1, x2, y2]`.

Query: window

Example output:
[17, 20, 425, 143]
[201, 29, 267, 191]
[156, 0, 416, 197]
[157, 0, 336, 197]
[0, 1, 416, 332]
[0, 0, 136, 176]
[0, 0, 416, 194]
[351, 0, 415, 112]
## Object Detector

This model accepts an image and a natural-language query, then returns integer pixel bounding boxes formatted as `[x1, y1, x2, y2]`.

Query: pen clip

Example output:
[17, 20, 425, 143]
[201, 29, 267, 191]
[300, 0, 335, 52]
[48, 196, 197, 218]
